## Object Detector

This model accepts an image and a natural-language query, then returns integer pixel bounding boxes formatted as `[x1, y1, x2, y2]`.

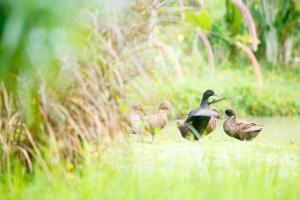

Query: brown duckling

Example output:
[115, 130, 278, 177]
[178, 90, 222, 140]
[223, 109, 263, 141]
[124, 103, 147, 136]
[143, 101, 175, 141]
[176, 119, 191, 139]
[205, 108, 221, 134]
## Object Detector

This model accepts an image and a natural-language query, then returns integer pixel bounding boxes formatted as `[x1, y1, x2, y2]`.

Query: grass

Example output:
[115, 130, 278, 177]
[1, 127, 300, 200]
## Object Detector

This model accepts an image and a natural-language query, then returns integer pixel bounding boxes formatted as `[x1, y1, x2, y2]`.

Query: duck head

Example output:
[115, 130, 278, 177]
[200, 89, 218, 108]
[157, 101, 176, 119]
[203, 89, 218, 98]
[225, 109, 236, 117]
[132, 104, 146, 117]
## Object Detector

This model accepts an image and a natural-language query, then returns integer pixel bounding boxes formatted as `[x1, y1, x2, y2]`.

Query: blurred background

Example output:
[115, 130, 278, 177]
[0, 0, 300, 171]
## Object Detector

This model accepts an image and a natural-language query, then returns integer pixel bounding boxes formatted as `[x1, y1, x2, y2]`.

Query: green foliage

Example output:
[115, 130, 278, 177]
[139, 66, 300, 117]
[250, 0, 300, 65]
[0, 0, 81, 126]
[0, 0, 79, 84]
[225, 0, 243, 35]
[186, 9, 213, 31]
[184, 0, 300, 66]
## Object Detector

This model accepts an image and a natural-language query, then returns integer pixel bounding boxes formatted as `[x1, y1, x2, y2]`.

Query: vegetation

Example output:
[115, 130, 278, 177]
[146, 67, 300, 116]
[0, 0, 300, 199]
[1, 137, 300, 200]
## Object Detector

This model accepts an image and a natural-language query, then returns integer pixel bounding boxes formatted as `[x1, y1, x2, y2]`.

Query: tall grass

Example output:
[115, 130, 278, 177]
[0, 0, 180, 173]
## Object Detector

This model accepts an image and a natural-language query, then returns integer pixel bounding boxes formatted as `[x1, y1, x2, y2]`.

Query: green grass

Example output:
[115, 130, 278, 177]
[1, 131, 300, 200]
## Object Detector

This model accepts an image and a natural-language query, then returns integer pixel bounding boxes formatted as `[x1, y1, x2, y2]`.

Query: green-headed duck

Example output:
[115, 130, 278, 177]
[177, 90, 223, 140]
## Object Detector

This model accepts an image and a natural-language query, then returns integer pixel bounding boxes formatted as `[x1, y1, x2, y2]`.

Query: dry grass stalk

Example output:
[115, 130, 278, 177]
[230, 0, 258, 51]
[235, 41, 263, 88]
[0, 84, 38, 173]
[198, 0, 204, 8]
[177, 0, 185, 21]
[153, 39, 183, 81]
[197, 29, 215, 77]
[40, 66, 121, 160]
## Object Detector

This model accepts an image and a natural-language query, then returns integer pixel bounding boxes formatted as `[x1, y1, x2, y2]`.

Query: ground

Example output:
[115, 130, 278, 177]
[2, 121, 300, 200]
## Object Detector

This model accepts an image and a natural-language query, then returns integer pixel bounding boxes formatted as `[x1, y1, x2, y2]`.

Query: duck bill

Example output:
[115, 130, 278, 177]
[209, 96, 226, 105]
[215, 96, 226, 101]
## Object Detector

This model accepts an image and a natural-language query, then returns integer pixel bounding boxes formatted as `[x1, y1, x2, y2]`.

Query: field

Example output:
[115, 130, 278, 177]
[2, 119, 300, 200]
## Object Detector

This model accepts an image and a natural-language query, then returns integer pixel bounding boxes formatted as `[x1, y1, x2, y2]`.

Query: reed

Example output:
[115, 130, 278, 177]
[197, 29, 215, 77]
[235, 41, 263, 88]
[177, 0, 185, 21]
[230, 0, 258, 51]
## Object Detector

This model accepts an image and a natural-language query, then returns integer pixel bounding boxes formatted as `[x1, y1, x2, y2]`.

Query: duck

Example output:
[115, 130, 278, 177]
[204, 108, 221, 134]
[176, 119, 192, 140]
[177, 90, 223, 140]
[223, 109, 263, 141]
[177, 108, 221, 140]
[143, 101, 175, 141]
[124, 103, 147, 136]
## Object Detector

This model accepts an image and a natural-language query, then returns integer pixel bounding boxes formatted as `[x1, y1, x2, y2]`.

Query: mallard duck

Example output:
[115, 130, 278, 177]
[177, 90, 223, 140]
[143, 101, 175, 141]
[223, 109, 263, 141]
[177, 108, 220, 140]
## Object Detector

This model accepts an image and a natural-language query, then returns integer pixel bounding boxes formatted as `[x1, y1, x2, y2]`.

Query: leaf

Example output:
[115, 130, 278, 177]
[185, 11, 199, 26]
[197, 9, 212, 31]
[119, 99, 128, 113]
[186, 9, 212, 32]
[235, 34, 261, 45]
[225, 0, 243, 34]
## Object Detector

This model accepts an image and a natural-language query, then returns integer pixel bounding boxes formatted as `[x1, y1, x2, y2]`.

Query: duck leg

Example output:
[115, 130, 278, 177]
[188, 125, 201, 140]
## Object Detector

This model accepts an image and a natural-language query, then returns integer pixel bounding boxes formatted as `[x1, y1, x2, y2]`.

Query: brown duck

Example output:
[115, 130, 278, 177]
[177, 90, 223, 140]
[143, 101, 175, 140]
[124, 103, 147, 136]
[223, 109, 263, 141]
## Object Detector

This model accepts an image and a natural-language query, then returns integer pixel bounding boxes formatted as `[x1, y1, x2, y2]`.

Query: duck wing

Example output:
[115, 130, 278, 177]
[235, 120, 263, 133]
[185, 108, 219, 123]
